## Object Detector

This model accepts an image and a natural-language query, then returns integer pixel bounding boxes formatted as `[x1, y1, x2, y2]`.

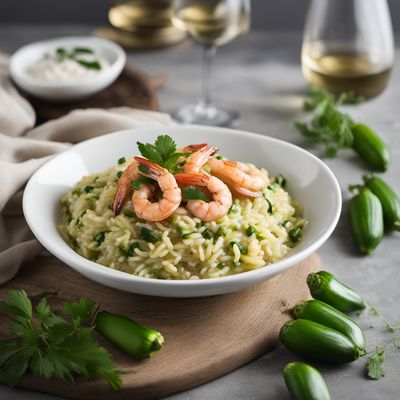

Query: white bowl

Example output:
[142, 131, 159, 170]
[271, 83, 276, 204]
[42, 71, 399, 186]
[23, 126, 341, 297]
[9, 36, 126, 101]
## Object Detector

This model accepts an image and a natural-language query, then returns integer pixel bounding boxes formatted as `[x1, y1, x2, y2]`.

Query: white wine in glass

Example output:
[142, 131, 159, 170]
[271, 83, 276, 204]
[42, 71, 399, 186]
[302, 0, 394, 98]
[172, 0, 250, 126]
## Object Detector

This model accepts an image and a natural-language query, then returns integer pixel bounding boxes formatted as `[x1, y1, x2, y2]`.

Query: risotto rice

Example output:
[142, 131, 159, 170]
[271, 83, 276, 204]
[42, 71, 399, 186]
[59, 159, 306, 280]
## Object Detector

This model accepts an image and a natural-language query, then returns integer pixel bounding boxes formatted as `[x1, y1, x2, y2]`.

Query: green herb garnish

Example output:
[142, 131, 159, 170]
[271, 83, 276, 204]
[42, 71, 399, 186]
[216, 226, 227, 237]
[118, 157, 126, 165]
[289, 226, 302, 242]
[123, 210, 135, 218]
[216, 263, 225, 270]
[54, 47, 102, 71]
[94, 231, 109, 246]
[366, 347, 385, 380]
[229, 241, 248, 255]
[137, 135, 185, 174]
[295, 87, 359, 157]
[140, 227, 159, 243]
[201, 229, 213, 240]
[0, 290, 122, 389]
[246, 225, 256, 237]
[274, 174, 287, 188]
[228, 205, 239, 214]
[73, 47, 94, 54]
[183, 186, 207, 201]
[83, 185, 94, 193]
[118, 242, 140, 257]
[75, 210, 87, 228]
[76, 60, 101, 70]
[116, 171, 123, 179]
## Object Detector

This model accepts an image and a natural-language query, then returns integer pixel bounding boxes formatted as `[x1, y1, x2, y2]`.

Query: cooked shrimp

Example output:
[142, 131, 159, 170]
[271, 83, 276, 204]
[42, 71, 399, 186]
[113, 159, 140, 215]
[181, 143, 208, 153]
[184, 145, 218, 173]
[132, 157, 181, 222]
[175, 173, 232, 222]
[207, 158, 268, 193]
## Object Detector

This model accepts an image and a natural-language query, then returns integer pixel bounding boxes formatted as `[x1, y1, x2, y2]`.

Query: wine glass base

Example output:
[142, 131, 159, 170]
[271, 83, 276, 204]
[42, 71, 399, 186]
[172, 104, 240, 127]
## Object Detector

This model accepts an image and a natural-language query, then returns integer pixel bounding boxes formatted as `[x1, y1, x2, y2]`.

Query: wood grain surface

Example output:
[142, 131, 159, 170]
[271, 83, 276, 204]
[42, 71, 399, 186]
[0, 254, 320, 400]
[25, 66, 161, 123]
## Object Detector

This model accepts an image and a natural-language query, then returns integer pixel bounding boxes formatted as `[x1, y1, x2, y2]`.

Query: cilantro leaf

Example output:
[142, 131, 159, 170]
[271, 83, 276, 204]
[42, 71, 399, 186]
[137, 141, 163, 166]
[137, 135, 184, 173]
[0, 290, 121, 390]
[140, 227, 160, 243]
[183, 186, 207, 201]
[295, 88, 356, 157]
[366, 347, 385, 380]
[154, 135, 177, 164]
[0, 289, 32, 319]
[76, 60, 101, 70]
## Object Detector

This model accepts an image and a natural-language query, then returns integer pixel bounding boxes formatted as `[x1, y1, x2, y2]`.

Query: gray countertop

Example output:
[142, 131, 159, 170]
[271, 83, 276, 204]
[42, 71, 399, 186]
[1, 26, 400, 400]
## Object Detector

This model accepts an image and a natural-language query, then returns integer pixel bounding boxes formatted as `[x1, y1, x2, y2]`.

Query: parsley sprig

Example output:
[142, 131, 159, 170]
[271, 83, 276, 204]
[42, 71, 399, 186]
[364, 302, 400, 380]
[137, 135, 187, 174]
[295, 87, 364, 157]
[54, 47, 102, 71]
[0, 290, 122, 390]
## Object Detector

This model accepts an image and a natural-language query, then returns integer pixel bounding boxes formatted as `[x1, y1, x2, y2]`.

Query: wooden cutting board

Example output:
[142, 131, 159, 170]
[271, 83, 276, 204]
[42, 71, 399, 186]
[0, 253, 320, 400]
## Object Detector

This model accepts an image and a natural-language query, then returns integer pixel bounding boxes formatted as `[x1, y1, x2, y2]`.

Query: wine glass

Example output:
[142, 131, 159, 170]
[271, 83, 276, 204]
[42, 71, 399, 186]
[171, 0, 250, 126]
[302, 0, 394, 98]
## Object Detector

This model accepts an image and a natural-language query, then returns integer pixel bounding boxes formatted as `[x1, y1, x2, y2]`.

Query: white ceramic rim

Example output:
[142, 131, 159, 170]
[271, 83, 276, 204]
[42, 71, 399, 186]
[9, 36, 126, 89]
[23, 126, 342, 291]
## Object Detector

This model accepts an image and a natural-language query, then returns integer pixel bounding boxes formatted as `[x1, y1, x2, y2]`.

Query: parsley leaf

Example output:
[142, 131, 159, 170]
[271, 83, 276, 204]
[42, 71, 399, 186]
[140, 227, 159, 243]
[76, 60, 101, 70]
[137, 135, 184, 173]
[229, 241, 248, 255]
[289, 226, 302, 242]
[131, 176, 153, 191]
[295, 87, 356, 157]
[0, 290, 122, 390]
[202, 229, 213, 240]
[366, 347, 385, 380]
[183, 186, 207, 201]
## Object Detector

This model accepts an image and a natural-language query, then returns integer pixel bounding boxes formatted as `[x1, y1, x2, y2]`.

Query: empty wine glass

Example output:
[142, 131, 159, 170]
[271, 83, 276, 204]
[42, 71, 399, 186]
[172, 0, 250, 126]
[302, 0, 394, 98]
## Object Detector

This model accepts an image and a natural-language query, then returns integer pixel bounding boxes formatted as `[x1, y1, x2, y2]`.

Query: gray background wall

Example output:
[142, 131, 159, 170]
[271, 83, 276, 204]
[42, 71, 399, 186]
[0, 0, 399, 31]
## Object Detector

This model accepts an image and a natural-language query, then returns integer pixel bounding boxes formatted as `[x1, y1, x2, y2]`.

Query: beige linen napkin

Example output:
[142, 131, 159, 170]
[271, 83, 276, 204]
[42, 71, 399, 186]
[0, 54, 174, 285]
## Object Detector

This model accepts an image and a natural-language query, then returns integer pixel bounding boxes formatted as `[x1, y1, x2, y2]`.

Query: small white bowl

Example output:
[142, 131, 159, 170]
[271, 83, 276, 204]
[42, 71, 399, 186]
[23, 126, 341, 298]
[9, 36, 126, 101]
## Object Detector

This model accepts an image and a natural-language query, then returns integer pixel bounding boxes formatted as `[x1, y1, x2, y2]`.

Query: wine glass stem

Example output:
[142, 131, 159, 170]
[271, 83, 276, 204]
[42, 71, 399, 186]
[199, 45, 217, 109]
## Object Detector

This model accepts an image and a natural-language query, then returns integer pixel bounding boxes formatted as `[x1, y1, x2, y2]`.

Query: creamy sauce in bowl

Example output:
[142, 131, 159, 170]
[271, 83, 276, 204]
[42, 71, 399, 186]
[26, 47, 110, 82]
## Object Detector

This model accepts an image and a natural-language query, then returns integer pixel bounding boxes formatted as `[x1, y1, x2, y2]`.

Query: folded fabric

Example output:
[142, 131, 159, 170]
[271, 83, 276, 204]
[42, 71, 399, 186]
[0, 54, 174, 284]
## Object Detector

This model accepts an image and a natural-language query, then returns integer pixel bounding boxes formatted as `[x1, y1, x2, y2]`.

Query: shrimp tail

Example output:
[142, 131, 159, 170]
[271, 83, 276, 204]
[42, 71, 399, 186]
[182, 143, 208, 152]
[134, 156, 164, 179]
[232, 185, 263, 198]
[175, 173, 209, 187]
[113, 190, 127, 215]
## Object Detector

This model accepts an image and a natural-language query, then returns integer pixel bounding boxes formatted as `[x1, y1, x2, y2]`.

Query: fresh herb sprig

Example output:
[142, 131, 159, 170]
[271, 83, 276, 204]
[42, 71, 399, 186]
[54, 47, 101, 71]
[137, 135, 188, 174]
[363, 302, 400, 380]
[0, 290, 122, 389]
[183, 186, 207, 201]
[295, 87, 358, 157]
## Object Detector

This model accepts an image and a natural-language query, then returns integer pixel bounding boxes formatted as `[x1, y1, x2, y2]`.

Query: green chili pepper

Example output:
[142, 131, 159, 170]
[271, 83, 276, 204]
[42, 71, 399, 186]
[363, 174, 400, 231]
[307, 271, 365, 313]
[280, 319, 363, 364]
[349, 187, 384, 254]
[293, 300, 366, 351]
[284, 362, 331, 400]
[95, 311, 164, 359]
